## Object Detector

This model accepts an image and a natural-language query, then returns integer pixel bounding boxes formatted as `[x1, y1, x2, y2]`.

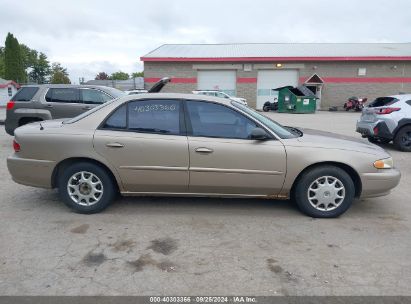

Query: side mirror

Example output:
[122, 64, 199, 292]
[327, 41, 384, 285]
[250, 128, 269, 140]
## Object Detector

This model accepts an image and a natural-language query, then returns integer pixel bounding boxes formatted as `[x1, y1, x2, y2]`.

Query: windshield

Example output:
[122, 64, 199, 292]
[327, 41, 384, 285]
[63, 98, 117, 124]
[231, 101, 297, 139]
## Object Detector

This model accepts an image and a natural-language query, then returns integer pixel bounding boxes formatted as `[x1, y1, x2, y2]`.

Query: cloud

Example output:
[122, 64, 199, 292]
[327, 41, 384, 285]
[1, 0, 410, 83]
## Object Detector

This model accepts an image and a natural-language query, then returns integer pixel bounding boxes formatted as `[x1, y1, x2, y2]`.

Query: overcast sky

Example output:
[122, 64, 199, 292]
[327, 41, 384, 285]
[1, 0, 411, 83]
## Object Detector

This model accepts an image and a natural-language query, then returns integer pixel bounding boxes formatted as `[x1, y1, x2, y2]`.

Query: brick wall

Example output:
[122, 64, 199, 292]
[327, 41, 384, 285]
[144, 61, 411, 109]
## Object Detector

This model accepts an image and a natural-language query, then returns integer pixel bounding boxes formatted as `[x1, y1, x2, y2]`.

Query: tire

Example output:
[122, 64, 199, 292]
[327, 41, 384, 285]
[293, 166, 355, 218]
[263, 105, 270, 112]
[58, 162, 116, 214]
[367, 136, 378, 144]
[394, 125, 411, 152]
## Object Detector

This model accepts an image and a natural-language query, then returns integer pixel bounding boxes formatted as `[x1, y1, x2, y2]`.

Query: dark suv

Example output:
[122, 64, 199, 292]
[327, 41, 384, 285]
[5, 84, 124, 135]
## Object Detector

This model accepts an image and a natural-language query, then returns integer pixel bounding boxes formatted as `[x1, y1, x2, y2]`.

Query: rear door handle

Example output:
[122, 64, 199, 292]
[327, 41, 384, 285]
[195, 147, 213, 153]
[82, 106, 91, 110]
[45, 104, 53, 108]
[106, 142, 124, 148]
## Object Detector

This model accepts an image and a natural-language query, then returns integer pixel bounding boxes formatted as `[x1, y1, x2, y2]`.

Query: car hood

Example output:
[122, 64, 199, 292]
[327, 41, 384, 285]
[284, 128, 388, 156]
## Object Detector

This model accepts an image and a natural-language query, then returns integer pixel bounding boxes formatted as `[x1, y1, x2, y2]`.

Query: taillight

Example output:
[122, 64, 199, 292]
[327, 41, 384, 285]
[13, 140, 21, 152]
[375, 107, 401, 115]
[6, 101, 15, 110]
[373, 126, 379, 135]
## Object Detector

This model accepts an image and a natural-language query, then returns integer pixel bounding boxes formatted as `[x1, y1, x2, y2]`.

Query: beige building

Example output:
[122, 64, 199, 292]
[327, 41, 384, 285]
[142, 43, 411, 109]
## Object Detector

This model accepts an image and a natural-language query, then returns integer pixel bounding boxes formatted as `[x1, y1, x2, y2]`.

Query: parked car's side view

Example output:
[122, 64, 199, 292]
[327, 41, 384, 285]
[192, 90, 248, 106]
[7, 93, 401, 218]
[356, 94, 411, 151]
[5, 84, 125, 135]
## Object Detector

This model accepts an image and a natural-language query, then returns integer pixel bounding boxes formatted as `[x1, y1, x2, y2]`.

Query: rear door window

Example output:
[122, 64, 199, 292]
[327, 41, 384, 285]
[128, 99, 182, 135]
[12, 87, 39, 101]
[80, 89, 112, 104]
[368, 97, 398, 107]
[46, 88, 80, 103]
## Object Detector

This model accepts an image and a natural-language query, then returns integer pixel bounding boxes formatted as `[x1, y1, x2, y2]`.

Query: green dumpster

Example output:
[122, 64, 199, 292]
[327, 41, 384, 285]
[276, 86, 317, 113]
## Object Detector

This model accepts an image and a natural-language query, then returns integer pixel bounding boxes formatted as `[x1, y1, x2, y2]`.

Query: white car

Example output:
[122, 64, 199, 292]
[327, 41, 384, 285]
[193, 90, 247, 106]
[356, 94, 411, 151]
[125, 89, 149, 95]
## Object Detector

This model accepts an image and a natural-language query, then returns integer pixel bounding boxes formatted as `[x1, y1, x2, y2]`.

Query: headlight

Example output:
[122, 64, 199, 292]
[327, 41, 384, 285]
[374, 157, 393, 169]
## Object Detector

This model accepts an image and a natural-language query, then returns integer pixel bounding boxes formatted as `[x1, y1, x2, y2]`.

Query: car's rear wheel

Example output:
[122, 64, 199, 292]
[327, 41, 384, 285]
[293, 166, 355, 218]
[58, 162, 116, 214]
[394, 125, 411, 152]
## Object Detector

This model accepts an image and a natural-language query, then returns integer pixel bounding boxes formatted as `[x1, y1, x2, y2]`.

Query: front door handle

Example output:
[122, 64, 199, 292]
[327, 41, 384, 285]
[106, 142, 124, 148]
[82, 106, 91, 110]
[45, 104, 53, 108]
[195, 147, 213, 153]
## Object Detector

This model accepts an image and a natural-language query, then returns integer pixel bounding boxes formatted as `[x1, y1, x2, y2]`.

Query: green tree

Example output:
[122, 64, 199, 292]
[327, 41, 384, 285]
[0, 47, 5, 78]
[132, 71, 144, 78]
[29, 52, 51, 84]
[50, 62, 70, 84]
[110, 71, 129, 80]
[4, 33, 25, 83]
[95, 72, 109, 80]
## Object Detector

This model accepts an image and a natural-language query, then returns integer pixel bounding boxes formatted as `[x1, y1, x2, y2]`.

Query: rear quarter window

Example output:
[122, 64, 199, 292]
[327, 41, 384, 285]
[12, 87, 39, 101]
[368, 97, 398, 107]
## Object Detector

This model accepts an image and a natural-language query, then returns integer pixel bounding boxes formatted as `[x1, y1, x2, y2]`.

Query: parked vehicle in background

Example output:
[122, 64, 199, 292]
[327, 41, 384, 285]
[125, 89, 148, 95]
[7, 93, 400, 217]
[193, 90, 247, 106]
[263, 98, 278, 112]
[356, 94, 411, 151]
[5, 85, 125, 136]
[344, 96, 367, 111]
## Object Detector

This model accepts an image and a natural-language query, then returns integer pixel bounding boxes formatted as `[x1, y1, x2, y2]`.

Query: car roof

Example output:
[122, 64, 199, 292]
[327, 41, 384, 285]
[121, 92, 234, 106]
[20, 84, 115, 90]
[389, 94, 411, 99]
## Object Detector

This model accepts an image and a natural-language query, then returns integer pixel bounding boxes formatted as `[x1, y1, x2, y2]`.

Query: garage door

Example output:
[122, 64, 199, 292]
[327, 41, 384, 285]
[256, 70, 298, 110]
[197, 70, 236, 96]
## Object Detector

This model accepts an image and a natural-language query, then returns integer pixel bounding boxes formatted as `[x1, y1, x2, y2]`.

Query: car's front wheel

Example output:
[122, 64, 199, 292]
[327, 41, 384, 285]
[58, 162, 116, 214]
[394, 125, 411, 152]
[293, 166, 355, 218]
[263, 105, 270, 112]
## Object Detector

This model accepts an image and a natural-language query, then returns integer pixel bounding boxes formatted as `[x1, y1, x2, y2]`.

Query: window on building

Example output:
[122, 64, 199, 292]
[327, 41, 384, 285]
[358, 68, 367, 76]
[7, 87, 12, 97]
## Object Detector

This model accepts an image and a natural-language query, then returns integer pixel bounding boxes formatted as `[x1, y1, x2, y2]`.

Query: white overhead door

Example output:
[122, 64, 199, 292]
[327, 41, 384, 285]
[256, 70, 298, 110]
[197, 70, 236, 96]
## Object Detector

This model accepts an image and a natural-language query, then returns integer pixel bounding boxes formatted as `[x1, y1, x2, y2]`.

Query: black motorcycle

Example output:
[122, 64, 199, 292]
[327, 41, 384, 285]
[262, 98, 278, 112]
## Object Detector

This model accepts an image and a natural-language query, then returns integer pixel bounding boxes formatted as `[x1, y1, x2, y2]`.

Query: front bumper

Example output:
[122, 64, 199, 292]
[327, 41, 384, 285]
[360, 168, 401, 198]
[7, 154, 56, 189]
[356, 120, 393, 140]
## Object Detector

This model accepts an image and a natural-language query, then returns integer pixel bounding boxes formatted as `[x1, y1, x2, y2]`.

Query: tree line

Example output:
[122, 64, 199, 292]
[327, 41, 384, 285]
[0, 33, 71, 84]
[95, 71, 144, 81]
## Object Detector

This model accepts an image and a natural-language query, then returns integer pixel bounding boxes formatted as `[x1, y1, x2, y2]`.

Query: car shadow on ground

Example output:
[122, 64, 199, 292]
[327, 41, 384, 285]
[28, 188, 389, 219]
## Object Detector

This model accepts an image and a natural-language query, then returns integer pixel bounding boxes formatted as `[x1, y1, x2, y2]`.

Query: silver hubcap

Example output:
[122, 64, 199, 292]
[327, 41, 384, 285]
[67, 171, 103, 206]
[307, 176, 345, 212]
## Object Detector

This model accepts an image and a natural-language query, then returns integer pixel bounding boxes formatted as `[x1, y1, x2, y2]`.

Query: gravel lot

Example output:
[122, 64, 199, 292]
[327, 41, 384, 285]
[0, 111, 410, 296]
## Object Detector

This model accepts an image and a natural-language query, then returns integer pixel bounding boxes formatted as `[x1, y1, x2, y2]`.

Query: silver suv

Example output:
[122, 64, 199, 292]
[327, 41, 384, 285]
[5, 84, 124, 135]
[192, 90, 248, 106]
[356, 94, 411, 151]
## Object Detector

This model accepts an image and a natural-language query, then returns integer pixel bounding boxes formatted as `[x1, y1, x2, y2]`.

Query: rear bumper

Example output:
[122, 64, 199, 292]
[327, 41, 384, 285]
[360, 168, 401, 198]
[356, 120, 393, 140]
[7, 154, 56, 188]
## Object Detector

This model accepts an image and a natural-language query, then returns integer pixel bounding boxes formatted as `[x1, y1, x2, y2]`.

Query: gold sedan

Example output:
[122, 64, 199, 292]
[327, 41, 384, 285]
[7, 93, 401, 217]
